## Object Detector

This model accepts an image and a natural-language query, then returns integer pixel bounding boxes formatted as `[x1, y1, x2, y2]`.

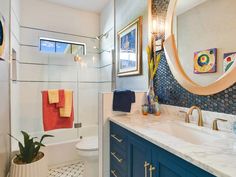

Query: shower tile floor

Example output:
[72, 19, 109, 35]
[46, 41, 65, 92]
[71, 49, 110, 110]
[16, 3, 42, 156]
[48, 161, 85, 177]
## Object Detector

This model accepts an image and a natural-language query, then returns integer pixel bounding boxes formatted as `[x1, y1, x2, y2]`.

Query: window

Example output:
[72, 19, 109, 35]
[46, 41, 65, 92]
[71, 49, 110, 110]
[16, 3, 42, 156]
[40, 38, 86, 55]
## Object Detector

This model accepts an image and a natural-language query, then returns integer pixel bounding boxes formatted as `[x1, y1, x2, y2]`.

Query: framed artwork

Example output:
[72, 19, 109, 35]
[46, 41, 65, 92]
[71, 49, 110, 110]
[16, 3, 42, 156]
[0, 15, 5, 60]
[223, 52, 236, 72]
[117, 17, 142, 77]
[194, 48, 217, 74]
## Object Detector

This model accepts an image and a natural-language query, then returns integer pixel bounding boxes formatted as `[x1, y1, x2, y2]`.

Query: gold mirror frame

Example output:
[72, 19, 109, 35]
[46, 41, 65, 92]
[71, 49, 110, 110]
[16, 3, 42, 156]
[163, 0, 236, 96]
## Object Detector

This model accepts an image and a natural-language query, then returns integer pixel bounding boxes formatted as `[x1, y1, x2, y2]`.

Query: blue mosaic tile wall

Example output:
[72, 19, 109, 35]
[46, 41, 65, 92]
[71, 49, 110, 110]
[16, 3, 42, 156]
[154, 52, 236, 115]
[152, 0, 236, 115]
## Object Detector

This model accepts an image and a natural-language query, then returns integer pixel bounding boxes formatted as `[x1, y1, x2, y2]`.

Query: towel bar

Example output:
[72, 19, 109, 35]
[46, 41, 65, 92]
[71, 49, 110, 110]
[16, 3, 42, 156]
[74, 123, 82, 128]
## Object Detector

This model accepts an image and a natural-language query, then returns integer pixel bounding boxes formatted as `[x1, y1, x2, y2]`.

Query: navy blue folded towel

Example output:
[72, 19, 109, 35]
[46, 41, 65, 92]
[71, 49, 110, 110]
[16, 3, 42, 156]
[113, 90, 136, 112]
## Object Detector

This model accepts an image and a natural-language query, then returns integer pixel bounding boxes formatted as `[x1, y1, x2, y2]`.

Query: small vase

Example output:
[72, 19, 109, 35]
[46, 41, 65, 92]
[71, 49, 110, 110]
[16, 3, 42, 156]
[153, 102, 161, 116]
[147, 80, 155, 113]
[142, 104, 149, 115]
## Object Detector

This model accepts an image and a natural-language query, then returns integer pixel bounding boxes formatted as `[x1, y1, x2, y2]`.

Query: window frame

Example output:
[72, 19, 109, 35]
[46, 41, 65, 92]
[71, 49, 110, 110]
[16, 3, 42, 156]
[39, 37, 86, 55]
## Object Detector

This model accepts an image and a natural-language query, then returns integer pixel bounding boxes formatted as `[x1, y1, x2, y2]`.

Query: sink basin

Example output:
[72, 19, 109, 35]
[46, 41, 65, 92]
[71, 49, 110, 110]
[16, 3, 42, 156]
[150, 122, 222, 145]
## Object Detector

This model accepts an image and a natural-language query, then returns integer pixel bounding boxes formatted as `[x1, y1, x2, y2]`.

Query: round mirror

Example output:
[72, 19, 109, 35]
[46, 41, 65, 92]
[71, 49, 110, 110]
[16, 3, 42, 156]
[164, 0, 236, 95]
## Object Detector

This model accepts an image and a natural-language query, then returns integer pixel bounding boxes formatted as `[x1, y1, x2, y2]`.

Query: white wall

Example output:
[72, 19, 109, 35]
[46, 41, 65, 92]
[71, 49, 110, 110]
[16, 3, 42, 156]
[177, 0, 236, 86]
[99, 0, 115, 92]
[20, 0, 99, 38]
[11, 0, 101, 149]
[115, 0, 149, 91]
[0, 0, 10, 176]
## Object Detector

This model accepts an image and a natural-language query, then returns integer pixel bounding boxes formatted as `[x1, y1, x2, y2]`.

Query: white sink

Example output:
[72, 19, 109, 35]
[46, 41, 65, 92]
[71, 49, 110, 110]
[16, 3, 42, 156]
[150, 122, 223, 145]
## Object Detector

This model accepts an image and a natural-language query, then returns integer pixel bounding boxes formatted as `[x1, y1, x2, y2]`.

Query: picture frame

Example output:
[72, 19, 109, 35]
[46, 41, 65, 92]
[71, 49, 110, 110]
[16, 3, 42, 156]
[194, 48, 217, 74]
[117, 17, 142, 77]
[223, 52, 236, 72]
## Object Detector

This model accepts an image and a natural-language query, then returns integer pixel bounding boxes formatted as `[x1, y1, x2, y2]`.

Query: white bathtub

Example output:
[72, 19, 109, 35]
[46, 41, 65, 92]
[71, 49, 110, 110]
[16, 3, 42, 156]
[44, 125, 98, 167]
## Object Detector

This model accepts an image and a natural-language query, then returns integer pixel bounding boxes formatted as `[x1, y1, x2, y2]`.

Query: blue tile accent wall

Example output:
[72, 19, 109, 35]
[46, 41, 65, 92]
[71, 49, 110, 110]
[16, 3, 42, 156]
[154, 52, 236, 115]
[152, 0, 236, 115]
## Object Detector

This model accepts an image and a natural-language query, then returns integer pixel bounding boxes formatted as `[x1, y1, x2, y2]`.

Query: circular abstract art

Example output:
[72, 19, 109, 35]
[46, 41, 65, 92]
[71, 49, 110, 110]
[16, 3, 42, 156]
[0, 15, 5, 58]
[194, 48, 217, 74]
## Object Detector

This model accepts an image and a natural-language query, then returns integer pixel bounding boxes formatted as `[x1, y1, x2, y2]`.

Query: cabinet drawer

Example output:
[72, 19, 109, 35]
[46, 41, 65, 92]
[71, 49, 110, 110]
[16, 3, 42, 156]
[110, 148, 127, 172]
[110, 164, 127, 177]
[110, 122, 128, 150]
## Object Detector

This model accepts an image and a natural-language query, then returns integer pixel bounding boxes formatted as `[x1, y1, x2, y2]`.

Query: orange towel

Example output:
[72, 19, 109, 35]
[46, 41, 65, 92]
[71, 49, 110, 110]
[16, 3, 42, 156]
[48, 90, 59, 104]
[56, 90, 65, 108]
[42, 91, 74, 131]
[59, 90, 73, 118]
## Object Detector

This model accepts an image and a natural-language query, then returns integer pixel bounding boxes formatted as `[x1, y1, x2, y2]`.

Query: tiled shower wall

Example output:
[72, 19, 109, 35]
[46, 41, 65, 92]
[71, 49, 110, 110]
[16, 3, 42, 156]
[11, 0, 103, 148]
[153, 0, 236, 115]
[100, 0, 114, 92]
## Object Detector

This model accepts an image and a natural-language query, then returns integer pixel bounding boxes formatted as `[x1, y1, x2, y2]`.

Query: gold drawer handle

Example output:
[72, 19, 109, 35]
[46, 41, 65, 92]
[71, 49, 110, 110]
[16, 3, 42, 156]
[111, 170, 118, 177]
[111, 152, 123, 163]
[149, 164, 156, 177]
[144, 161, 150, 177]
[111, 134, 123, 143]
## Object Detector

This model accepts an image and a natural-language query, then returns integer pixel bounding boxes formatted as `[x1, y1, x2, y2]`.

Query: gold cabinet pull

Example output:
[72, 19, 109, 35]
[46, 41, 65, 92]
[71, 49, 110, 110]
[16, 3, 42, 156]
[111, 134, 123, 143]
[149, 164, 156, 177]
[111, 170, 118, 177]
[144, 161, 150, 177]
[111, 152, 123, 163]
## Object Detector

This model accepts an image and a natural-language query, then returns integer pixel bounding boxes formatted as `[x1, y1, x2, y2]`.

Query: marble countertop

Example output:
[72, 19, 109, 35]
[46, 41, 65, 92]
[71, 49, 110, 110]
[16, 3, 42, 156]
[109, 113, 236, 177]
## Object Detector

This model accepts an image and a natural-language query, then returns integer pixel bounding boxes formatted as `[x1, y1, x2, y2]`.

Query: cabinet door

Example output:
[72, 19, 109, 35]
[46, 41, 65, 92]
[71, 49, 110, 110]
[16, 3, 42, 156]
[152, 148, 194, 177]
[128, 136, 152, 177]
[152, 147, 215, 177]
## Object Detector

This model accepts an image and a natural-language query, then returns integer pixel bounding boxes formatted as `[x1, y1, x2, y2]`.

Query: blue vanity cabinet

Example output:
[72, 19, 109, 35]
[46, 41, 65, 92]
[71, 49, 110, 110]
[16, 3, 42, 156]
[128, 135, 152, 177]
[110, 122, 215, 177]
[151, 147, 215, 177]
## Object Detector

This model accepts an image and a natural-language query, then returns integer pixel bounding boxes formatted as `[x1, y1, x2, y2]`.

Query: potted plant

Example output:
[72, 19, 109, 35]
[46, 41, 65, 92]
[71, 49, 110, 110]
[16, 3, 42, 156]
[9, 131, 53, 177]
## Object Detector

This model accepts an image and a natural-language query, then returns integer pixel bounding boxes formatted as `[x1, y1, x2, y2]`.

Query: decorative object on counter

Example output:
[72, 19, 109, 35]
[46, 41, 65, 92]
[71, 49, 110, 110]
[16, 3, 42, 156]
[153, 98, 161, 116]
[146, 54, 161, 115]
[224, 52, 236, 72]
[146, 14, 163, 116]
[117, 17, 142, 77]
[113, 90, 136, 112]
[194, 48, 217, 74]
[9, 131, 54, 177]
[0, 15, 6, 60]
[142, 104, 149, 115]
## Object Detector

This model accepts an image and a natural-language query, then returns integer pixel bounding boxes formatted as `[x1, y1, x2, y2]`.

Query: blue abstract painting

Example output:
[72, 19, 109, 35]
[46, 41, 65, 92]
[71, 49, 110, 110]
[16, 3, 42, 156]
[118, 17, 142, 76]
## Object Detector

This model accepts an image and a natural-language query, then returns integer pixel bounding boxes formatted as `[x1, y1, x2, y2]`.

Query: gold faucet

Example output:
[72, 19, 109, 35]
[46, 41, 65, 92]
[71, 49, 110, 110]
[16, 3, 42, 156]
[212, 118, 227, 131]
[187, 106, 204, 127]
[179, 110, 190, 123]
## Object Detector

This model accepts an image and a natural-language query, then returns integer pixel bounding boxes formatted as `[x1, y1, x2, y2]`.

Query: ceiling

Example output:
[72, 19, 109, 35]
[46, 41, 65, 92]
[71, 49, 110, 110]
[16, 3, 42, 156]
[41, 0, 110, 13]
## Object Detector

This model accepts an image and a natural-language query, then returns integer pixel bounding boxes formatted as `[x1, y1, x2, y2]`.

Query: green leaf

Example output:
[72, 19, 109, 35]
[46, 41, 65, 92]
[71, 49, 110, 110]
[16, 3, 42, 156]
[34, 142, 45, 147]
[21, 131, 30, 147]
[18, 142, 24, 161]
[13, 131, 54, 163]
[40, 134, 54, 143]
[34, 145, 41, 157]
